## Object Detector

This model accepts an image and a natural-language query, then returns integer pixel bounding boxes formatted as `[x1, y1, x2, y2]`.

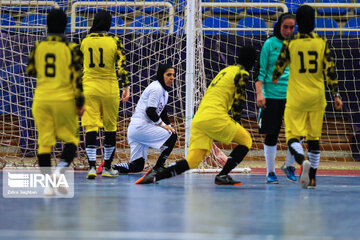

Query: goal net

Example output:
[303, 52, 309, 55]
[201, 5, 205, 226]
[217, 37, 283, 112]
[0, 0, 359, 170]
[197, 1, 360, 164]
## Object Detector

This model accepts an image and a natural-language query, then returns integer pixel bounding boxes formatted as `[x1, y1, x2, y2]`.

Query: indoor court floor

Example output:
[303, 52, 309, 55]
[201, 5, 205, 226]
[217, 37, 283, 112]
[0, 171, 360, 240]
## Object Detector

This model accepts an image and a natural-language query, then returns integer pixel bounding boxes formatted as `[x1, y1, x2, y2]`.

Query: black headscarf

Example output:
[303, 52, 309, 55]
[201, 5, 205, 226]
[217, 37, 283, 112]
[156, 64, 174, 91]
[296, 5, 315, 34]
[47, 9, 67, 34]
[237, 45, 257, 72]
[274, 13, 296, 40]
[90, 10, 112, 33]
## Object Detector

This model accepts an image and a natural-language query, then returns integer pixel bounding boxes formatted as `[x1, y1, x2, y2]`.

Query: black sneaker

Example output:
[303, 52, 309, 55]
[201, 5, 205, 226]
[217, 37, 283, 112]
[215, 175, 242, 186]
[113, 164, 130, 174]
[135, 168, 157, 184]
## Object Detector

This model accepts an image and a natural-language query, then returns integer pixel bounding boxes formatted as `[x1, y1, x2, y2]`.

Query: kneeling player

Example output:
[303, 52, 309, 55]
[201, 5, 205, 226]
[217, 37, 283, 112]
[111, 64, 177, 175]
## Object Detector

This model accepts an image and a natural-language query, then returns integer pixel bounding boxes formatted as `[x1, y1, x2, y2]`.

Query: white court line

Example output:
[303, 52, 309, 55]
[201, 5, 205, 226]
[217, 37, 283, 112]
[0, 230, 334, 240]
[0, 230, 244, 240]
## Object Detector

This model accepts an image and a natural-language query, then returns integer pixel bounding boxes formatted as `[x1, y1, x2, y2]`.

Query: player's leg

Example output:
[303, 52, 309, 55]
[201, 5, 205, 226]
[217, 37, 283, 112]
[51, 101, 81, 195]
[32, 101, 56, 195]
[306, 109, 325, 188]
[82, 95, 102, 179]
[215, 123, 252, 185]
[264, 134, 279, 184]
[102, 95, 120, 177]
[274, 99, 297, 182]
[54, 100, 80, 172]
[258, 99, 284, 183]
[281, 147, 297, 182]
[127, 121, 178, 172]
[285, 108, 311, 188]
[136, 148, 207, 184]
[85, 130, 98, 179]
[113, 158, 145, 173]
[135, 122, 211, 184]
[32, 101, 56, 174]
[154, 133, 177, 169]
[307, 139, 319, 188]
[113, 134, 149, 173]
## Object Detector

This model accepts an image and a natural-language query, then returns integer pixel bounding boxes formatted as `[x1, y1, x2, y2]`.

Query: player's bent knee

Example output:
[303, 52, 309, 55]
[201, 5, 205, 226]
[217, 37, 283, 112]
[129, 158, 145, 172]
[187, 149, 208, 169]
[239, 135, 252, 150]
[166, 133, 177, 147]
[232, 129, 252, 150]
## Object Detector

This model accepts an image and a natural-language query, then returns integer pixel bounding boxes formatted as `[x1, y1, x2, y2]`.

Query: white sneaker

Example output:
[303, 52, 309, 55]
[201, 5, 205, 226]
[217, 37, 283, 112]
[102, 167, 118, 177]
[87, 167, 97, 179]
[43, 185, 56, 197]
[300, 160, 311, 189]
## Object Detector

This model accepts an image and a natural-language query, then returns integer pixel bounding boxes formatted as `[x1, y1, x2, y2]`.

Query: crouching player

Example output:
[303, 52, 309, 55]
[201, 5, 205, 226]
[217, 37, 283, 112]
[136, 46, 257, 185]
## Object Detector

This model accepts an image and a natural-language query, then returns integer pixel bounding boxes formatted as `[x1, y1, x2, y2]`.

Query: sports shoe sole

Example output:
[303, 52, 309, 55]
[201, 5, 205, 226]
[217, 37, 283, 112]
[135, 170, 154, 184]
[215, 182, 242, 186]
[101, 174, 118, 178]
[86, 173, 97, 180]
[300, 160, 311, 188]
[266, 180, 279, 184]
[285, 176, 297, 183]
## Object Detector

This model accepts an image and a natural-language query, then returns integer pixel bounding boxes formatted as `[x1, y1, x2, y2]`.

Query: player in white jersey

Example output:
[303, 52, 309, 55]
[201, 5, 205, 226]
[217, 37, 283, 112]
[113, 64, 177, 173]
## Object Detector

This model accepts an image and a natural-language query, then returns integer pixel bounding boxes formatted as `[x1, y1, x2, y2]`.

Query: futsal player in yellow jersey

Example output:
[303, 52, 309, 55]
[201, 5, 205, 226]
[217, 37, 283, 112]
[80, 10, 130, 179]
[136, 46, 257, 185]
[26, 9, 84, 195]
[272, 5, 343, 188]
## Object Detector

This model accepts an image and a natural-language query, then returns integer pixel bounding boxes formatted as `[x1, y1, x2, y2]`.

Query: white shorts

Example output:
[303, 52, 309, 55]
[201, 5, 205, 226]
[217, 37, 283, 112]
[127, 122, 171, 162]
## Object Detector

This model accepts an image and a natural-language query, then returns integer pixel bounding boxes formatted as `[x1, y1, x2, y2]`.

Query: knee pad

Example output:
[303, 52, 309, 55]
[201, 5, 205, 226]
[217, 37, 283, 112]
[265, 134, 278, 146]
[128, 158, 145, 172]
[86, 131, 97, 147]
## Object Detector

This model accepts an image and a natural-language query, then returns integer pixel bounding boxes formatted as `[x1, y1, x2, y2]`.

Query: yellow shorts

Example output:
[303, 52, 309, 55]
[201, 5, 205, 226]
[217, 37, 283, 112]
[32, 99, 79, 147]
[81, 94, 119, 132]
[284, 107, 325, 142]
[189, 116, 249, 156]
